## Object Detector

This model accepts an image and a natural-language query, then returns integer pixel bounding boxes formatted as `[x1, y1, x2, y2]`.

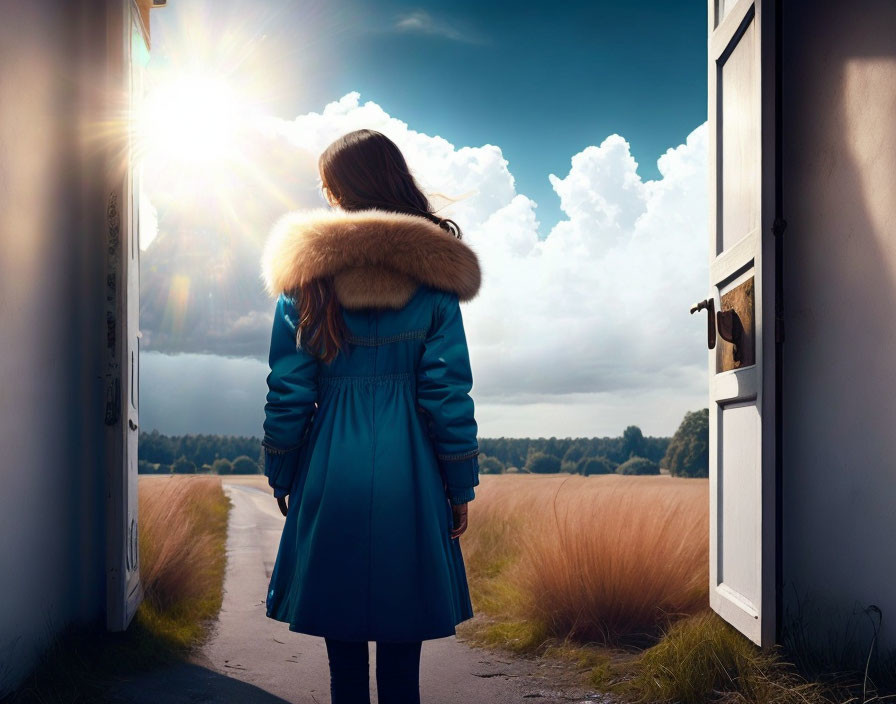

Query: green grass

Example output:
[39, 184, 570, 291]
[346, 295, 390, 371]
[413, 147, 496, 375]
[3, 476, 231, 704]
[627, 610, 833, 704]
[461, 609, 868, 704]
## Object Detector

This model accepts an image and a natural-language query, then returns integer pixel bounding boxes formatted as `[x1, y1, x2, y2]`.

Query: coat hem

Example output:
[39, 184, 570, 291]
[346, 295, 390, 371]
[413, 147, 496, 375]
[264, 609, 473, 643]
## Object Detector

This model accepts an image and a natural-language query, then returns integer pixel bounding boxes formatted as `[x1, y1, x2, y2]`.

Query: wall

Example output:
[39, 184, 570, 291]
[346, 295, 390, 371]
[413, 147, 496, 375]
[781, 0, 896, 663]
[0, 1, 110, 693]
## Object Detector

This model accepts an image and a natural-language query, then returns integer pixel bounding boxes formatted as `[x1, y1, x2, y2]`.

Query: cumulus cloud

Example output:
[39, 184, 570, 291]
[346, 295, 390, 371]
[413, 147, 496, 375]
[269, 93, 709, 404]
[141, 92, 709, 436]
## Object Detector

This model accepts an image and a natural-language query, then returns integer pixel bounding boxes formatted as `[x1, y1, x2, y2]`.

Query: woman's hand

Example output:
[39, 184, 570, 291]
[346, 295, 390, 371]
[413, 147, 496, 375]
[277, 495, 289, 517]
[450, 502, 468, 539]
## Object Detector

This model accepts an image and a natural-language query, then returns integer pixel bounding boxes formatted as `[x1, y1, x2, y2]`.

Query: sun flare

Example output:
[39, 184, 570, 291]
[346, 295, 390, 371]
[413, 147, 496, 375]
[138, 72, 246, 168]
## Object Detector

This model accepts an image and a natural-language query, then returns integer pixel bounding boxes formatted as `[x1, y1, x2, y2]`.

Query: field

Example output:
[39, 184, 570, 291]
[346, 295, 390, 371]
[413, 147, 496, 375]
[461, 473, 709, 647]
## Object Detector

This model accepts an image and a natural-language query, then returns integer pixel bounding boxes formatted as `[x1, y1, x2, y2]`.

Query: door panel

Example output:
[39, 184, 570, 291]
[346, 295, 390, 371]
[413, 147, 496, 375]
[718, 400, 760, 606]
[707, 0, 778, 647]
[720, 17, 760, 252]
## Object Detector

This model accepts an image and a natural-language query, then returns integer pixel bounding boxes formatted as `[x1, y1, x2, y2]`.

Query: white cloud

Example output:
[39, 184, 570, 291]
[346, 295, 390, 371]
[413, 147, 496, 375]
[392, 10, 484, 44]
[266, 92, 517, 230]
[251, 93, 710, 436]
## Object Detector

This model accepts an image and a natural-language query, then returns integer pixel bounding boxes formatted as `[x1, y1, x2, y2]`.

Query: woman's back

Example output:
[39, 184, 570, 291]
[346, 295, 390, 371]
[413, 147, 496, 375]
[259, 207, 481, 643]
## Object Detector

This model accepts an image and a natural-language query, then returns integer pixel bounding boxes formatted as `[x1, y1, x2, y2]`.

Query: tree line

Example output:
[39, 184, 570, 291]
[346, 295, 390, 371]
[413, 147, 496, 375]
[478, 410, 709, 478]
[138, 430, 264, 476]
[138, 409, 709, 479]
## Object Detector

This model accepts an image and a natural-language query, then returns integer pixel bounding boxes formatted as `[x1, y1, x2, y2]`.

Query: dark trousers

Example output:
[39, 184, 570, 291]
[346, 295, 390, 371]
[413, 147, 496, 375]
[324, 637, 422, 704]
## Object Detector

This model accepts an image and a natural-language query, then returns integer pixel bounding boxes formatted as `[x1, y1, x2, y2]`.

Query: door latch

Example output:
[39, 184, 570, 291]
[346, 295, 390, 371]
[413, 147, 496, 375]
[690, 298, 717, 350]
[716, 309, 744, 363]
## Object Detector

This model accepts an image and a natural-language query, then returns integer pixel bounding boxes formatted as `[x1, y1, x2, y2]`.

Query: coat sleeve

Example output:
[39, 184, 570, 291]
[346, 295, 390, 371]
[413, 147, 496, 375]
[417, 291, 480, 505]
[262, 293, 318, 498]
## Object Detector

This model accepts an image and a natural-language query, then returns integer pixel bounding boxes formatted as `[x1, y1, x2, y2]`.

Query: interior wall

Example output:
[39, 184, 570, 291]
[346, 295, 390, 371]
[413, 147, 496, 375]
[0, 1, 109, 694]
[781, 0, 896, 662]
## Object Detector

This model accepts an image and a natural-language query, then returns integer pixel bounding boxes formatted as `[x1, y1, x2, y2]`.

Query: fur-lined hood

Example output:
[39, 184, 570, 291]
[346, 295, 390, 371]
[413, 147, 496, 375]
[261, 208, 481, 310]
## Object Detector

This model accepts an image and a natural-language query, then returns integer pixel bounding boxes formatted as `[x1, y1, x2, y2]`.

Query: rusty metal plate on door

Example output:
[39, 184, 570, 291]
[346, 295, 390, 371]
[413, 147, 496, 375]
[716, 276, 755, 373]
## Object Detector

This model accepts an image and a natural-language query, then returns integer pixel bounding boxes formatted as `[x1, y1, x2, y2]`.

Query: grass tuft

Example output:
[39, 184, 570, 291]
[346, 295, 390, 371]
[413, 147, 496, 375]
[462, 474, 708, 647]
[629, 610, 833, 704]
[136, 475, 230, 650]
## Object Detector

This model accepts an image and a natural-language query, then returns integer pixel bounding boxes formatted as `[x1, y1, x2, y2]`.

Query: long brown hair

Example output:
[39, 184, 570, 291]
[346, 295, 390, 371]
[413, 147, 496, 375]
[297, 129, 463, 363]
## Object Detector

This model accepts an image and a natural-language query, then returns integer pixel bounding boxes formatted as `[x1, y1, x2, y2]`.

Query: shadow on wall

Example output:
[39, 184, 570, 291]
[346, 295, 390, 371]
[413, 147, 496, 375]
[780, 0, 896, 682]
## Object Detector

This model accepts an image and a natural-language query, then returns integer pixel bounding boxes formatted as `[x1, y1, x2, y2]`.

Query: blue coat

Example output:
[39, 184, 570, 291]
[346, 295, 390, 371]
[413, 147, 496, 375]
[259, 207, 482, 642]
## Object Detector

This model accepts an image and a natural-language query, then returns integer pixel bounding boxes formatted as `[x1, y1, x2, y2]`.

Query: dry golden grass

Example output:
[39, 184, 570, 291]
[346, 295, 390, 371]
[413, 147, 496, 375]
[136, 474, 230, 648]
[461, 473, 708, 647]
[460, 475, 868, 703]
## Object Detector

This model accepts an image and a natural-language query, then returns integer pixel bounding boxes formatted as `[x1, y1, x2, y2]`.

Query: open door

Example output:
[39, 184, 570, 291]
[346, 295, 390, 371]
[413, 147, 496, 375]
[104, 0, 150, 632]
[699, 0, 780, 647]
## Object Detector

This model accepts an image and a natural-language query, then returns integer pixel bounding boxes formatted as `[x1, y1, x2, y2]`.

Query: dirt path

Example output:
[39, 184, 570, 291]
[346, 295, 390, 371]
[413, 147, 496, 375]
[108, 480, 610, 704]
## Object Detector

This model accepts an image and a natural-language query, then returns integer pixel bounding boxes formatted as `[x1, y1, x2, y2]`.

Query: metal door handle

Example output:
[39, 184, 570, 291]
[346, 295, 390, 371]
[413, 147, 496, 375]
[716, 309, 744, 362]
[690, 298, 717, 350]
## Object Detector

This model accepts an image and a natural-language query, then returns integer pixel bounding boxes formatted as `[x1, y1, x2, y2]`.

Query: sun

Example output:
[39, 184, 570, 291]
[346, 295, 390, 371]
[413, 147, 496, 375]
[138, 71, 246, 168]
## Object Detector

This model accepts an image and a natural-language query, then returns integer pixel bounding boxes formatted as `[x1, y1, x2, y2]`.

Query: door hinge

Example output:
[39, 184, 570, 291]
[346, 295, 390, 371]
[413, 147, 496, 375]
[775, 316, 785, 344]
[772, 218, 787, 237]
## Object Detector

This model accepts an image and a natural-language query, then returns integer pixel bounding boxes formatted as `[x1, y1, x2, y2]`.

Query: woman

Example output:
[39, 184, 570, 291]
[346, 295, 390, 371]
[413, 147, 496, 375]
[259, 129, 481, 704]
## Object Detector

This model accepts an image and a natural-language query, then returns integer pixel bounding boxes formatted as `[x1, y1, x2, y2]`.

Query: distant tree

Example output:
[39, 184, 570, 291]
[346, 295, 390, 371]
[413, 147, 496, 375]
[195, 436, 218, 467]
[562, 443, 587, 466]
[663, 409, 709, 478]
[509, 440, 528, 468]
[139, 429, 175, 465]
[616, 456, 660, 475]
[212, 458, 233, 475]
[232, 455, 260, 475]
[478, 455, 505, 474]
[577, 456, 616, 476]
[179, 436, 198, 466]
[642, 435, 672, 464]
[543, 436, 561, 458]
[621, 425, 646, 459]
[525, 452, 561, 474]
[172, 456, 196, 474]
[138, 459, 169, 474]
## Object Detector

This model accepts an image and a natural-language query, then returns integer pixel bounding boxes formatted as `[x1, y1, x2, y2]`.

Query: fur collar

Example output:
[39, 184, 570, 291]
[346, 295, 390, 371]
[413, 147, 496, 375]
[261, 208, 481, 310]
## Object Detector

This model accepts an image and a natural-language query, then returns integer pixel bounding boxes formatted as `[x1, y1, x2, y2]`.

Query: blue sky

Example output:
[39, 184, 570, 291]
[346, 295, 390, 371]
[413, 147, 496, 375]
[151, 0, 706, 234]
[140, 1, 711, 439]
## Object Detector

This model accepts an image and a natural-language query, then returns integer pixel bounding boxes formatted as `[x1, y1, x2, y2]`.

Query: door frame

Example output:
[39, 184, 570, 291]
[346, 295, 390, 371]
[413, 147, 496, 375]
[104, 0, 148, 632]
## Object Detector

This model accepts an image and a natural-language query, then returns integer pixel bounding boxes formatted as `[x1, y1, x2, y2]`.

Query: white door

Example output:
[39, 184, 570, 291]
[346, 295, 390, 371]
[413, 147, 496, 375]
[704, 0, 779, 647]
[105, 1, 148, 632]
